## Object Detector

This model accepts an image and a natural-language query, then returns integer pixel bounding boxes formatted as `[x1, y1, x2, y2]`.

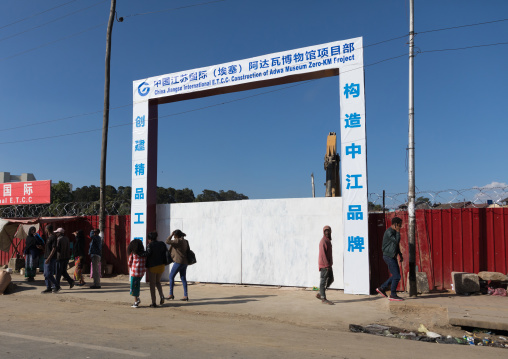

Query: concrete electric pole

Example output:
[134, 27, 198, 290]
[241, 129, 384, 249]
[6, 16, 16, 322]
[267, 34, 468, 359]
[407, 0, 417, 297]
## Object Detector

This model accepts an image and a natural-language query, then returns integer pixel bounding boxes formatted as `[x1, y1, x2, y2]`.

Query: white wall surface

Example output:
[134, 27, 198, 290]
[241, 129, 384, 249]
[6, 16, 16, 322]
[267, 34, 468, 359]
[156, 197, 343, 289]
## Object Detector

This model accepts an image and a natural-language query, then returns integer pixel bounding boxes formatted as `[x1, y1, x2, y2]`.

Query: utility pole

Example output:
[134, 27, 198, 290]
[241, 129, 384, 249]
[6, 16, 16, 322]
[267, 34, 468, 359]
[311, 173, 315, 198]
[407, 0, 417, 297]
[99, 0, 117, 237]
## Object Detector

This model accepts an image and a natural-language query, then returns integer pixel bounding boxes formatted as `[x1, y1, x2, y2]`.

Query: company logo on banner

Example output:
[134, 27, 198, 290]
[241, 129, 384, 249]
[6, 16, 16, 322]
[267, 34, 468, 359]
[137, 82, 150, 97]
[132, 37, 368, 293]
[0, 180, 51, 205]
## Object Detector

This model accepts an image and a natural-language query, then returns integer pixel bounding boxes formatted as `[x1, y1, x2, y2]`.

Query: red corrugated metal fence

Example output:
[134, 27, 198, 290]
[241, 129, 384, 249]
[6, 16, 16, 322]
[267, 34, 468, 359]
[3, 209, 507, 287]
[369, 208, 508, 293]
[0, 215, 131, 275]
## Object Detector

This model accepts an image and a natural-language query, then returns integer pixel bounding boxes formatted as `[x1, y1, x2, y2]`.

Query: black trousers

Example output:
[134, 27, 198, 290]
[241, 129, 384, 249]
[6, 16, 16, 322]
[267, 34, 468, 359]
[56, 259, 74, 288]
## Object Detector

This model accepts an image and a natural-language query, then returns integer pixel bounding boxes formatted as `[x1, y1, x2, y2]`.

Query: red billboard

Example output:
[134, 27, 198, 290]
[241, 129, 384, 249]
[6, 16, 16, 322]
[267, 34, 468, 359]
[0, 180, 51, 205]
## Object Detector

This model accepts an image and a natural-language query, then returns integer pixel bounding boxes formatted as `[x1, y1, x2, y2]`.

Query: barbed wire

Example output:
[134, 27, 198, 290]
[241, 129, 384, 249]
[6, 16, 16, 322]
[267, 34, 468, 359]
[1, 187, 507, 217]
[0, 200, 130, 218]
[368, 186, 508, 211]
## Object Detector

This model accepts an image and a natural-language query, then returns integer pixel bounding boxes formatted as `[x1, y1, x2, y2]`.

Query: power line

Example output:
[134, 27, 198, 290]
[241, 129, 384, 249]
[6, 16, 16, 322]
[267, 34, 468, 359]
[0, 51, 409, 145]
[0, 0, 108, 43]
[2, 17, 506, 131]
[3, 36, 507, 145]
[4, 37, 507, 134]
[0, 104, 132, 132]
[418, 41, 508, 54]
[0, 32, 410, 133]
[122, 0, 226, 18]
[4, 36, 506, 146]
[0, 0, 79, 31]
[0, 0, 228, 63]
[418, 18, 508, 35]
[0, 22, 106, 62]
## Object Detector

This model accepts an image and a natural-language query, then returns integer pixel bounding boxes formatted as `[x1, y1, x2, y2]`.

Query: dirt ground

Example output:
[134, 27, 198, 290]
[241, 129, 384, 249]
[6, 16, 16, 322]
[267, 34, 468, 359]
[0, 273, 504, 358]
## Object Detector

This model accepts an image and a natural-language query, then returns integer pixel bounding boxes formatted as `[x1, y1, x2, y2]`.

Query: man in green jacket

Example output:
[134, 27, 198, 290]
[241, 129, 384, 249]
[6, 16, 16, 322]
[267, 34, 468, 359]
[376, 217, 404, 301]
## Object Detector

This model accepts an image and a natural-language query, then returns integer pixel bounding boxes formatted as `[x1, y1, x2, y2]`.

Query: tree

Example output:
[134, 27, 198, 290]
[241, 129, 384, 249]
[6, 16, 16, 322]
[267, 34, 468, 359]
[218, 190, 248, 201]
[117, 186, 131, 202]
[175, 188, 195, 203]
[51, 181, 73, 204]
[195, 189, 221, 202]
[73, 185, 100, 202]
[368, 201, 383, 212]
[195, 189, 248, 202]
[416, 196, 431, 205]
[157, 187, 175, 204]
[105, 185, 117, 201]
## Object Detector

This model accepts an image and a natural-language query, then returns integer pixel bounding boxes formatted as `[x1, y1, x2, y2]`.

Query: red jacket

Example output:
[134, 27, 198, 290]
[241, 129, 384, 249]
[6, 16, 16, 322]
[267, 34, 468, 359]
[318, 237, 333, 270]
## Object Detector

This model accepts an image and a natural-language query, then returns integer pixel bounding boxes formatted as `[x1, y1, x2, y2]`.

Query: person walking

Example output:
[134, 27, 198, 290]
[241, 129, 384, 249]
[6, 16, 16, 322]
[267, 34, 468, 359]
[54, 228, 75, 291]
[145, 232, 167, 307]
[72, 230, 86, 286]
[89, 229, 102, 289]
[376, 217, 405, 301]
[24, 226, 43, 282]
[127, 238, 146, 308]
[41, 225, 58, 294]
[316, 225, 334, 305]
[166, 230, 190, 302]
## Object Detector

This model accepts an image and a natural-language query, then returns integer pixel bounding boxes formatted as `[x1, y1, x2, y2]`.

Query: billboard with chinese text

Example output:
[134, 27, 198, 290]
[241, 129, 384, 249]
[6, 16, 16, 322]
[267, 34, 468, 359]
[0, 180, 51, 205]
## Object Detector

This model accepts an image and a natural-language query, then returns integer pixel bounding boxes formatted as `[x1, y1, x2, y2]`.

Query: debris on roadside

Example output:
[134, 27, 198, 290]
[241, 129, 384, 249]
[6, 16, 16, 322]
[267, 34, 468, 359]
[349, 323, 508, 349]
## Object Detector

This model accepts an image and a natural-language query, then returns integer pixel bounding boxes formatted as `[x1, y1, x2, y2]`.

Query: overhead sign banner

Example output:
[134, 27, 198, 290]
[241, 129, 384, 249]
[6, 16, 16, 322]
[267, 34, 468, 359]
[132, 37, 369, 294]
[0, 180, 51, 205]
[133, 38, 362, 102]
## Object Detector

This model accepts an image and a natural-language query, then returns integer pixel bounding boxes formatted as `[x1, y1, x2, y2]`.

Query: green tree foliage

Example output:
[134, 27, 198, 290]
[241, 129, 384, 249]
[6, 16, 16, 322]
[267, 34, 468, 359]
[157, 187, 175, 204]
[116, 186, 131, 202]
[195, 189, 248, 202]
[105, 185, 117, 201]
[46, 185, 246, 215]
[51, 181, 73, 204]
[73, 185, 100, 202]
[416, 196, 431, 204]
[156, 187, 196, 204]
[368, 201, 384, 212]
[175, 188, 195, 203]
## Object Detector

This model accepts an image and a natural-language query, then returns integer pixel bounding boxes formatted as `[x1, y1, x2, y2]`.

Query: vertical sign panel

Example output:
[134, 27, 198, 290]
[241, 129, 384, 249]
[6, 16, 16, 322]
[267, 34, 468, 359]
[339, 38, 369, 294]
[131, 97, 149, 249]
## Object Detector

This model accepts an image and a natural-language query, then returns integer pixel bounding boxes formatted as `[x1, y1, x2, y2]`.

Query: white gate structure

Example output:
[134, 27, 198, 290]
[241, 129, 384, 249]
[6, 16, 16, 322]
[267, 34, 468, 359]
[131, 38, 368, 294]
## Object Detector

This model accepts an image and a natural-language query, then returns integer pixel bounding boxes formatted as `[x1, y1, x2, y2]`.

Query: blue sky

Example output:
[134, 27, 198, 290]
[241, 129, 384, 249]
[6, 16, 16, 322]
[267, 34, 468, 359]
[1, 0, 507, 201]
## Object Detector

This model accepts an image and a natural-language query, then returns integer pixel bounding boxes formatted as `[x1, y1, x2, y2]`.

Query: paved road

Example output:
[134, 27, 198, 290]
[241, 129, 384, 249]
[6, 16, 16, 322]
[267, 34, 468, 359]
[0, 276, 501, 358]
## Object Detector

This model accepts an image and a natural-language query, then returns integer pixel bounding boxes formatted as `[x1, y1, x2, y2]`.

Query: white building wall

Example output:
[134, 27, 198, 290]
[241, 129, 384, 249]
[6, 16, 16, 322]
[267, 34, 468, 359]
[156, 197, 343, 289]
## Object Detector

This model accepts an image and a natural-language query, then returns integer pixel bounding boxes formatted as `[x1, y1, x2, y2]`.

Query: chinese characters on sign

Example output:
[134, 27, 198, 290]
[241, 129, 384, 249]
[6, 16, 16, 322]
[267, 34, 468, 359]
[0, 180, 51, 205]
